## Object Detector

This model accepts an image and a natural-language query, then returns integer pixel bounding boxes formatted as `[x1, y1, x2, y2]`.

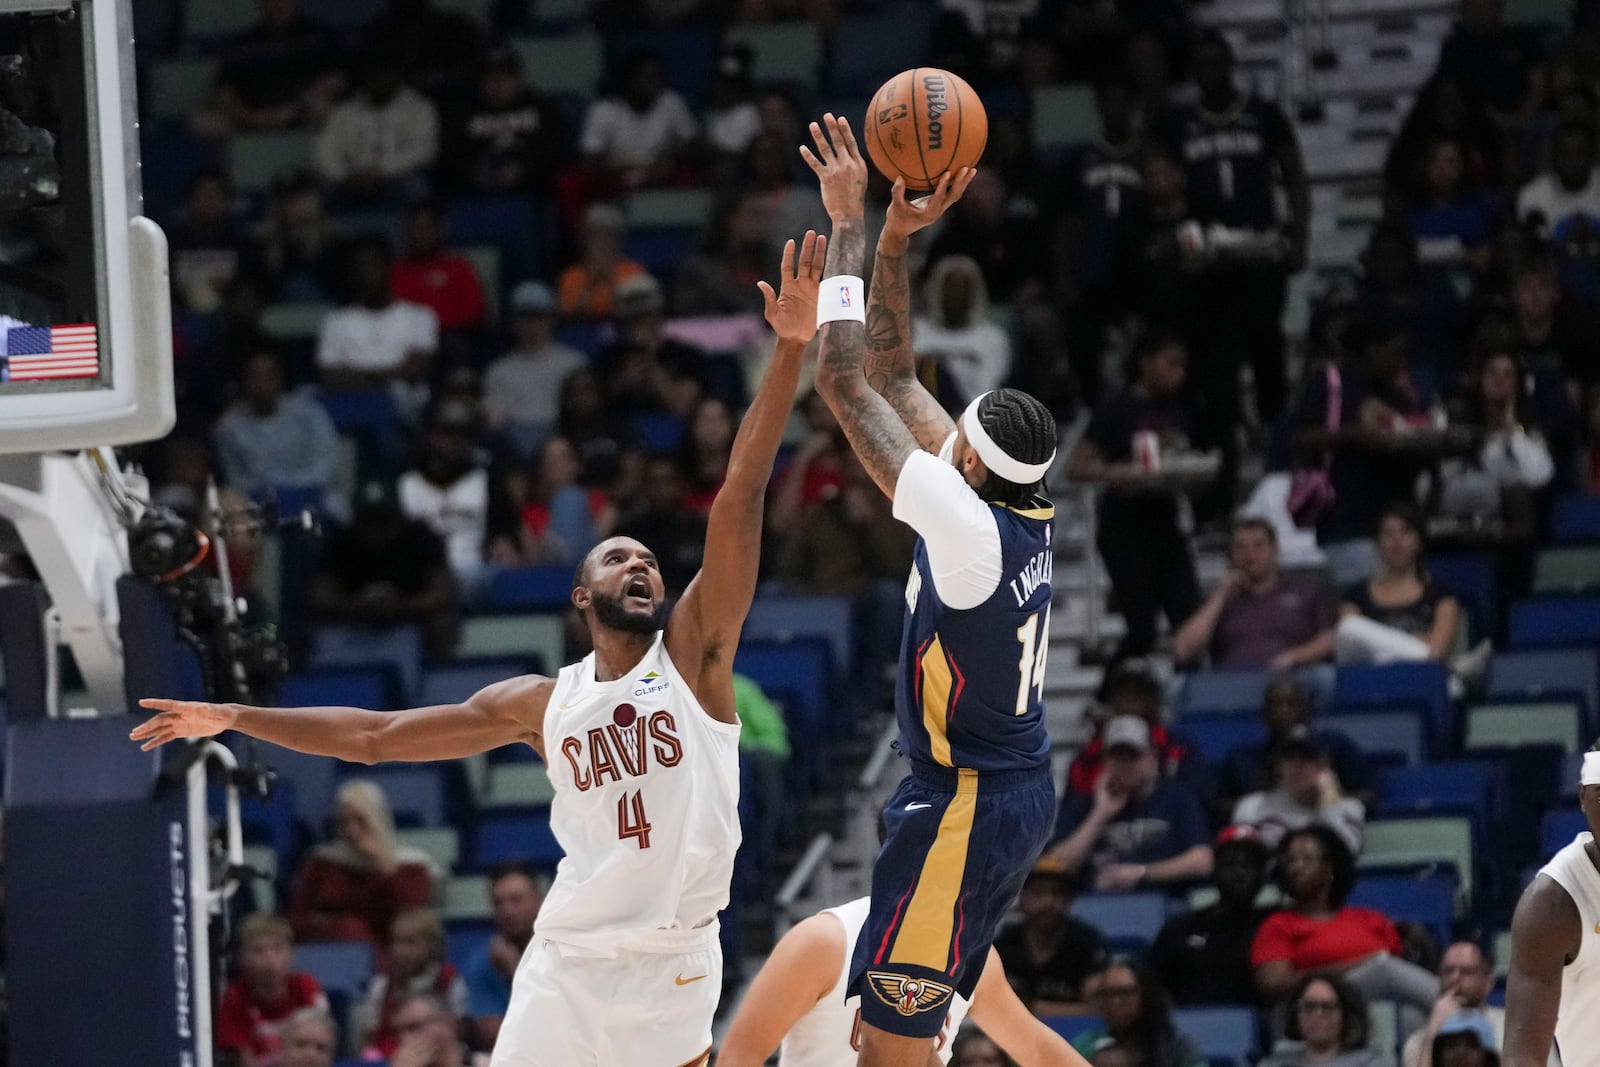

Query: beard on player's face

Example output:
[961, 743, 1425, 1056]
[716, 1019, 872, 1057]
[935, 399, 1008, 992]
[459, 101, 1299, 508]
[588, 588, 666, 634]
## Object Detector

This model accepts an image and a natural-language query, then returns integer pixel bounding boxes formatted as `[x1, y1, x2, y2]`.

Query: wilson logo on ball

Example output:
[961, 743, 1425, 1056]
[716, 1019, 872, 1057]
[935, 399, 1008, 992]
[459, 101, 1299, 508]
[922, 74, 949, 150]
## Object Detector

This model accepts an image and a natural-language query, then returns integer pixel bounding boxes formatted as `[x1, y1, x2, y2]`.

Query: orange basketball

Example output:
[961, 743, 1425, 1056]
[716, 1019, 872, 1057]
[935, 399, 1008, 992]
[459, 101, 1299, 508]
[863, 68, 988, 192]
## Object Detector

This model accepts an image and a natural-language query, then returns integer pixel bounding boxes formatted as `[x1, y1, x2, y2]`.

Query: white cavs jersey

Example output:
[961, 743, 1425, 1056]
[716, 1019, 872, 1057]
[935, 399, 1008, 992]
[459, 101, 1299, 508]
[533, 631, 742, 955]
[1540, 831, 1600, 1067]
[779, 897, 972, 1067]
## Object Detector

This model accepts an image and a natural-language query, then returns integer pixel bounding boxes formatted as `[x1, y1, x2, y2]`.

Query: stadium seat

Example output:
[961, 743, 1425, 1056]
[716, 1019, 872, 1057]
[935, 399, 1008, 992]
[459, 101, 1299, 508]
[1172, 1006, 1259, 1067]
[1465, 702, 1583, 754]
[481, 761, 557, 808]
[1534, 547, 1600, 594]
[443, 874, 492, 920]
[1428, 552, 1496, 642]
[487, 565, 575, 613]
[625, 188, 715, 229]
[1488, 648, 1599, 725]
[149, 58, 218, 123]
[445, 919, 494, 970]
[459, 615, 565, 669]
[225, 737, 339, 831]
[1553, 495, 1600, 543]
[436, 0, 493, 23]
[318, 0, 387, 27]
[395, 827, 460, 873]
[735, 639, 832, 779]
[336, 764, 445, 828]
[1360, 816, 1475, 906]
[1510, 596, 1600, 649]
[1334, 662, 1451, 748]
[214, 780, 301, 872]
[512, 33, 604, 97]
[447, 196, 545, 281]
[726, 22, 824, 89]
[279, 668, 392, 713]
[1043, 1015, 1105, 1043]
[1562, 751, 1584, 800]
[606, 26, 719, 106]
[631, 413, 685, 452]
[743, 595, 854, 682]
[1368, 1000, 1401, 1065]
[1032, 85, 1098, 157]
[1179, 668, 1274, 717]
[420, 659, 538, 707]
[1376, 761, 1501, 839]
[310, 625, 424, 706]
[260, 301, 334, 341]
[626, 228, 701, 275]
[1542, 807, 1587, 856]
[1347, 873, 1457, 949]
[1179, 714, 1268, 763]
[184, 0, 255, 41]
[228, 130, 316, 192]
[830, 10, 935, 95]
[296, 941, 375, 998]
[1071, 892, 1169, 952]
[473, 812, 564, 872]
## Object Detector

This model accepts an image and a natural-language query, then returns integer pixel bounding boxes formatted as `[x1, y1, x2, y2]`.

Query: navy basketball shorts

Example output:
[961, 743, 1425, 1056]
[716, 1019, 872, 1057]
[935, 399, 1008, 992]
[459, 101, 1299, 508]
[847, 763, 1057, 1039]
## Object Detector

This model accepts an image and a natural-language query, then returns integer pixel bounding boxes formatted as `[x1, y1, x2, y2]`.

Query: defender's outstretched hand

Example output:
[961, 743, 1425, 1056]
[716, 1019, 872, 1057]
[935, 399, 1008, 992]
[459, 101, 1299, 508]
[130, 697, 238, 750]
[800, 114, 868, 221]
[758, 230, 829, 345]
[883, 169, 976, 240]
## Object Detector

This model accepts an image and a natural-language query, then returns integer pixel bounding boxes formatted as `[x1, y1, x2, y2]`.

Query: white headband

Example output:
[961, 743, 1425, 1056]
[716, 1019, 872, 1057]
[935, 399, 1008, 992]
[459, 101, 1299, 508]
[1582, 751, 1600, 786]
[961, 393, 1056, 485]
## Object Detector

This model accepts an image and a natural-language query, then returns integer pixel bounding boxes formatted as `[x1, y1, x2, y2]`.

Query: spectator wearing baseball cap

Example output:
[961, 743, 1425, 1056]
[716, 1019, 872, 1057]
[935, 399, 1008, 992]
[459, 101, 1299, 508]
[1216, 676, 1375, 819]
[1067, 659, 1214, 807]
[992, 859, 1110, 1016]
[481, 281, 587, 452]
[1047, 715, 1214, 893]
[1149, 826, 1274, 1005]
[1230, 727, 1366, 853]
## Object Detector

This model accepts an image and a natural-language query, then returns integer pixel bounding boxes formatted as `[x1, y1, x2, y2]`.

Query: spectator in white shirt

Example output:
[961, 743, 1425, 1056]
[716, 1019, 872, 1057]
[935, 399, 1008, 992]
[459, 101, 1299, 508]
[912, 254, 1014, 404]
[216, 347, 343, 517]
[481, 281, 587, 454]
[702, 48, 761, 161]
[398, 401, 492, 597]
[579, 52, 698, 189]
[316, 238, 438, 421]
[1231, 728, 1365, 853]
[314, 51, 440, 204]
[1517, 122, 1600, 239]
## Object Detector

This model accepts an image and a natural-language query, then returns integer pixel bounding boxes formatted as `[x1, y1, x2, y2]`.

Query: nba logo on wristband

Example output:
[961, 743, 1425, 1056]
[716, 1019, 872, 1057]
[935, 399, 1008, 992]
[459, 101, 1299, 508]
[817, 275, 867, 327]
[838, 285, 852, 307]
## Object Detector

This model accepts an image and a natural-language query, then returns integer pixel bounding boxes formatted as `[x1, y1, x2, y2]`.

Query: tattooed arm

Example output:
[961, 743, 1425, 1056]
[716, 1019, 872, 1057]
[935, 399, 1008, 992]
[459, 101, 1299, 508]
[868, 170, 976, 453]
[803, 114, 920, 500]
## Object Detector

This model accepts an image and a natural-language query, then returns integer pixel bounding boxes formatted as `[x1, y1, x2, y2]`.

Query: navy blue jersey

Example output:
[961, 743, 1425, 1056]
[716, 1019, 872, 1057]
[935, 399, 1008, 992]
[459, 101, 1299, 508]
[895, 500, 1054, 775]
[1170, 97, 1294, 231]
[1066, 139, 1145, 286]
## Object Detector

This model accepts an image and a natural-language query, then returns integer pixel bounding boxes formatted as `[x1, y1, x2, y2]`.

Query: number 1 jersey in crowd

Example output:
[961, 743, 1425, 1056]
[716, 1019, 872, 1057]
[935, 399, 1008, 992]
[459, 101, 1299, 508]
[894, 437, 1055, 776]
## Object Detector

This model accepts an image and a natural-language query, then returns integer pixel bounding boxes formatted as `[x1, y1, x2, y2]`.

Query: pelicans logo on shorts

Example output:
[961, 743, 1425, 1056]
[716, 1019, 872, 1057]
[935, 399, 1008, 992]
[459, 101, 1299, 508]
[866, 972, 956, 1017]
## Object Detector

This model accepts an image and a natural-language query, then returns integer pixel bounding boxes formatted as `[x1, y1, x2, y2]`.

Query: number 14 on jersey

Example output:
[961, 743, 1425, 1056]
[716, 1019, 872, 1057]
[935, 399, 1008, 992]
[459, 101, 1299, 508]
[1014, 607, 1051, 715]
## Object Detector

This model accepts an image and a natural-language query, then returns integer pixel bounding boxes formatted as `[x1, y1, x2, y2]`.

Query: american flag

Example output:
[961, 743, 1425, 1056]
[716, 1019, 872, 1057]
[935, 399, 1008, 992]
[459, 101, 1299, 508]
[5, 324, 99, 381]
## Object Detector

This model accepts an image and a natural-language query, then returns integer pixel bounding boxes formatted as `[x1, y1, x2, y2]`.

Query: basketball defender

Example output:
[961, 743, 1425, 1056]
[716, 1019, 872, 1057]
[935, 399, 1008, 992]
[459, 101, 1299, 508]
[1505, 740, 1600, 1067]
[803, 115, 1061, 1067]
[717, 894, 1093, 1067]
[132, 233, 831, 1067]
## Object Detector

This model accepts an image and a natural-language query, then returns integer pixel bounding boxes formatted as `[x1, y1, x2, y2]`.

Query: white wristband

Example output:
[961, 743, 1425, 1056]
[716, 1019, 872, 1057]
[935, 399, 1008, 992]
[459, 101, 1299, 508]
[817, 275, 866, 327]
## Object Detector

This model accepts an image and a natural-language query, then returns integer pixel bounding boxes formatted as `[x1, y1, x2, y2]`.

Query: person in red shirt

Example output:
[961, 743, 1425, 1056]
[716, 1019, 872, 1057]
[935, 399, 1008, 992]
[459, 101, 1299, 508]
[217, 914, 329, 1067]
[354, 907, 470, 1058]
[1252, 825, 1438, 1012]
[390, 199, 486, 334]
[288, 779, 435, 947]
[1066, 659, 1214, 804]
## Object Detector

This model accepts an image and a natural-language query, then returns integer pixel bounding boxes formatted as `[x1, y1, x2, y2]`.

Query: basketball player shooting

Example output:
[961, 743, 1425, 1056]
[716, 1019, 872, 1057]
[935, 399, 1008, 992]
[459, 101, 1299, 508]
[1505, 740, 1600, 1067]
[130, 231, 832, 1067]
[802, 113, 1062, 1067]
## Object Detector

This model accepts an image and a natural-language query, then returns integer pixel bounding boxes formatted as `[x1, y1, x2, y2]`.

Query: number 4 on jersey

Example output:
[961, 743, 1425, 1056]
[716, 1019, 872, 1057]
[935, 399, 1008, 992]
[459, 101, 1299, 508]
[617, 790, 652, 849]
[1014, 607, 1051, 715]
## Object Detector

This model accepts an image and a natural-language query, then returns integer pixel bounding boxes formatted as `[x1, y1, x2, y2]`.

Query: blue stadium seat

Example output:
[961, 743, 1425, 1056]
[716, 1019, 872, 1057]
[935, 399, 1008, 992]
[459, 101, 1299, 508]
[1510, 596, 1600, 650]
[1553, 495, 1600, 543]
[447, 196, 545, 280]
[1322, 709, 1427, 764]
[487, 565, 576, 613]
[735, 639, 832, 781]
[1376, 761, 1501, 840]
[1542, 807, 1587, 856]
[335, 764, 446, 828]
[1179, 668, 1274, 717]
[445, 919, 494, 970]
[1428, 552, 1496, 643]
[743, 595, 854, 682]
[225, 737, 339, 832]
[1334, 663, 1451, 748]
[1172, 1006, 1259, 1067]
[1488, 648, 1599, 725]
[279, 668, 393, 713]
[631, 412, 685, 452]
[830, 9, 936, 95]
[606, 26, 719, 106]
[213, 780, 301, 872]
[310, 625, 425, 706]
[1043, 1015, 1105, 1043]
[1562, 751, 1583, 800]
[1347, 873, 1457, 949]
[317, 387, 399, 442]
[1071, 892, 1169, 952]
[1179, 715, 1268, 763]
[473, 811, 564, 872]
[296, 941, 375, 998]
[626, 228, 700, 275]
[420, 659, 537, 707]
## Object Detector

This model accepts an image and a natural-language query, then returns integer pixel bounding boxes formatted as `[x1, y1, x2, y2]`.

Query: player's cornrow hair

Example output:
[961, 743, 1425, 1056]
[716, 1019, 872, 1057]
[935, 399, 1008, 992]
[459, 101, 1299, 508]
[975, 389, 1057, 507]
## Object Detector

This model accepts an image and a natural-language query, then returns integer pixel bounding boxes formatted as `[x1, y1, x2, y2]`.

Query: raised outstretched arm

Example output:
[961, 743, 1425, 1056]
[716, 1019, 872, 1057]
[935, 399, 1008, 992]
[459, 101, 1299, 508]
[668, 233, 827, 721]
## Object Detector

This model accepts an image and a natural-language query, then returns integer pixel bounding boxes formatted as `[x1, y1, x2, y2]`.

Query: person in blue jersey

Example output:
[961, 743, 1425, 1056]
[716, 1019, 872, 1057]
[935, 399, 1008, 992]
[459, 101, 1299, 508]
[1168, 31, 1309, 516]
[801, 113, 1061, 1067]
